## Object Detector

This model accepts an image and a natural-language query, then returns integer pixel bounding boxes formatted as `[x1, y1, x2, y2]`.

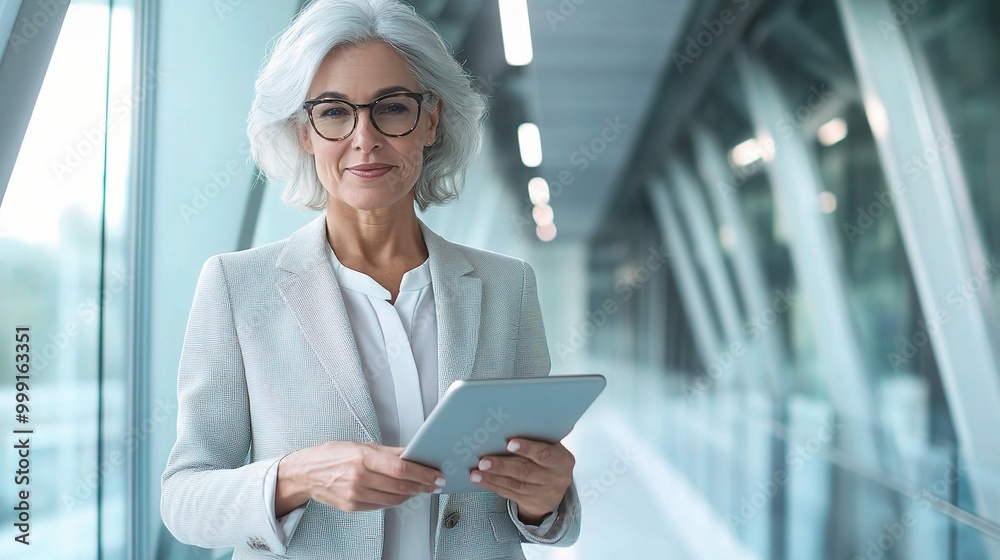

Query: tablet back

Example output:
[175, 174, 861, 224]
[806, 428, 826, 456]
[401, 374, 606, 493]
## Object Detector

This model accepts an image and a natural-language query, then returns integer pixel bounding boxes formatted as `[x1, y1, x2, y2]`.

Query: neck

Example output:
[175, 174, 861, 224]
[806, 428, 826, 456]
[324, 193, 427, 267]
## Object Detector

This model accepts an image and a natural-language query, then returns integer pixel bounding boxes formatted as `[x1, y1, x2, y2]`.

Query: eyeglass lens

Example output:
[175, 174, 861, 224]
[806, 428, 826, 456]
[308, 95, 420, 139]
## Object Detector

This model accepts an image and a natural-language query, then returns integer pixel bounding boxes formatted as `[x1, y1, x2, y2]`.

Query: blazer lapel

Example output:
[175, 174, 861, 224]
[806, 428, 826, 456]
[270, 215, 482, 447]
[275, 215, 382, 444]
[419, 220, 483, 542]
[419, 220, 482, 401]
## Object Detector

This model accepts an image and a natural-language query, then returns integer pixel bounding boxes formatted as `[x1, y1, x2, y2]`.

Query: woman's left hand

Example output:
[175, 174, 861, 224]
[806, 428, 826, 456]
[470, 437, 575, 524]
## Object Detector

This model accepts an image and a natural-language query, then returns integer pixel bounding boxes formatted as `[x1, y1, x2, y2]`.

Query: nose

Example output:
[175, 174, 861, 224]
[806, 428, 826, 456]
[351, 107, 383, 152]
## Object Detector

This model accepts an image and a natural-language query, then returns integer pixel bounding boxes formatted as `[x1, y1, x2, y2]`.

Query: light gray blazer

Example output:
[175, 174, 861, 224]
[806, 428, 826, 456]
[160, 215, 581, 559]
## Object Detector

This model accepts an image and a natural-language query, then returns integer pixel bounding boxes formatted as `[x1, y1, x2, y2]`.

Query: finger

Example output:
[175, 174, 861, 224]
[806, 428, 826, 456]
[319, 484, 407, 510]
[469, 470, 544, 500]
[315, 471, 437, 510]
[359, 470, 441, 497]
[505, 438, 572, 469]
[475, 455, 557, 486]
[364, 448, 446, 487]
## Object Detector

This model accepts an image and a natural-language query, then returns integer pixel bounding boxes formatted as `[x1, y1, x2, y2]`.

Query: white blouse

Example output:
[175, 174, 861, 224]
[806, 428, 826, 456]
[262, 242, 554, 558]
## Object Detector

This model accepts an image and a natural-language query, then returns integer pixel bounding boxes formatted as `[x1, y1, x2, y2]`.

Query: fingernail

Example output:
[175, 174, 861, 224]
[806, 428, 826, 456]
[471, 473, 483, 483]
[507, 440, 520, 452]
[435, 477, 446, 487]
[478, 459, 492, 471]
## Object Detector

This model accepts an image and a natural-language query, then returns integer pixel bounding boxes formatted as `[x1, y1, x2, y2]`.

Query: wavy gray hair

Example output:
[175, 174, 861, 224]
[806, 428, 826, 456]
[248, 0, 488, 211]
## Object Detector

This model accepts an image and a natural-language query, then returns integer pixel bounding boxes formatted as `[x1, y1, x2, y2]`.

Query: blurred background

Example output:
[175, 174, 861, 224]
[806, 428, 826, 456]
[1, 0, 999, 558]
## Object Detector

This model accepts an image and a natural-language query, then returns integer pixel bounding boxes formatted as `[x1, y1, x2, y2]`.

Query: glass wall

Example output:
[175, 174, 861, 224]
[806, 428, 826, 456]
[588, 0, 1000, 558]
[2, 1, 997, 558]
[905, 0, 1000, 304]
[0, 0, 125, 557]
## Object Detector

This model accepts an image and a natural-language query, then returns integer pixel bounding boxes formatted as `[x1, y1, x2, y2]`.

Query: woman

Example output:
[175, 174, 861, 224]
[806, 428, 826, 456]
[160, 1, 581, 558]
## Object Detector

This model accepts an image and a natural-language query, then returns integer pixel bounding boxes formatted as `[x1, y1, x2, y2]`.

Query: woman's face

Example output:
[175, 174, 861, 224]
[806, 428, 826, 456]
[300, 41, 440, 213]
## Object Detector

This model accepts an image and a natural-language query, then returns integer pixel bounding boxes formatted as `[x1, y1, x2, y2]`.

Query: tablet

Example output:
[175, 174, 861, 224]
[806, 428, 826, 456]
[401, 374, 606, 493]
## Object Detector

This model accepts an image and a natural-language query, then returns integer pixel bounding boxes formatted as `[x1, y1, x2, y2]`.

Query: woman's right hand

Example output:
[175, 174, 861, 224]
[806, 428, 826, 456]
[274, 441, 446, 517]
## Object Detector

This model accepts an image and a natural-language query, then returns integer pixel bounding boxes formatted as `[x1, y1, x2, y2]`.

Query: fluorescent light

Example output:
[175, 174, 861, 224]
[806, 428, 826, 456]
[818, 117, 848, 146]
[536, 223, 557, 242]
[518, 123, 543, 167]
[819, 191, 837, 214]
[719, 224, 736, 251]
[864, 95, 889, 140]
[528, 177, 550, 205]
[532, 203, 554, 226]
[729, 138, 762, 167]
[498, 0, 533, 66]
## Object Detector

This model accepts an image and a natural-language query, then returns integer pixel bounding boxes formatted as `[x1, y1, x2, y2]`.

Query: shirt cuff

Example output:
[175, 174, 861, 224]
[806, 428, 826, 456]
[507, 499, 559, 538]
[263, 454, 308, 549]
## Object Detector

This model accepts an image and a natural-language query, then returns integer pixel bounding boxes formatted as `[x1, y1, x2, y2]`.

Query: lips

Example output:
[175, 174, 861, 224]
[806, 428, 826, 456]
[347, 163, 393, 178]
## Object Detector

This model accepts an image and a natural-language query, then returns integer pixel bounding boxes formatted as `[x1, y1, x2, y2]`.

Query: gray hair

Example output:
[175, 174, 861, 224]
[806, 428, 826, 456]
[248, 0, 488, 211]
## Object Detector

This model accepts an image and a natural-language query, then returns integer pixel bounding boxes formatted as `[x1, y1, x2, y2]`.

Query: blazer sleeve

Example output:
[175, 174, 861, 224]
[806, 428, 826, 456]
[507, 260, 583, 547]
[160, 256, 292, 555]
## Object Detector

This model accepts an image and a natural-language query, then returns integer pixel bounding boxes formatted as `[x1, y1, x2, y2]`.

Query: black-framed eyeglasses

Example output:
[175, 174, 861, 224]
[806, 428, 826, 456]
[302, 91, 428, 141]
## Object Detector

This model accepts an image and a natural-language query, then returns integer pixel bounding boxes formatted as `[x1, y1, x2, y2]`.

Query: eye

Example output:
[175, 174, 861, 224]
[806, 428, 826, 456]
[320, 106, 349, 118]
[377, 103, 411, 116]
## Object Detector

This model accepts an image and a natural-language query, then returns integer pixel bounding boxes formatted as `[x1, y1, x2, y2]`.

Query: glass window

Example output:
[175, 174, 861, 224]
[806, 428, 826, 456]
[902, 0, 1000, 311]
[0, 1, 118, 557]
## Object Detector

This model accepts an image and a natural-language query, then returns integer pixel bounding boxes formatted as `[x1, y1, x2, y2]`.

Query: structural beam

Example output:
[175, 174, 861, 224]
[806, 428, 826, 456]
[0, 0, 69, 206]
[735, 48, 879, 458]
[690, 124, 788, 395]
[838, 0, 1000, 541]
[647, 178, 724, 387]
[668, 158, 749, 391]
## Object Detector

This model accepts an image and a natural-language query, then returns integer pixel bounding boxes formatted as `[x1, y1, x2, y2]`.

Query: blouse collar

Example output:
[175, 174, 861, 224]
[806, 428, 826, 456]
[326, 243, 431, 301]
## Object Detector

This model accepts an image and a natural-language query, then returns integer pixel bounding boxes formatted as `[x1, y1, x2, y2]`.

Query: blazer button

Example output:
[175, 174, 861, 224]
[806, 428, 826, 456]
[443, 511, 461, 529]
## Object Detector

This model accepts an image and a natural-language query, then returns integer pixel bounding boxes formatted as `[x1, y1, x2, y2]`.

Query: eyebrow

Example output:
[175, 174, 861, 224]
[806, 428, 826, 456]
[311, 85, 415, 101]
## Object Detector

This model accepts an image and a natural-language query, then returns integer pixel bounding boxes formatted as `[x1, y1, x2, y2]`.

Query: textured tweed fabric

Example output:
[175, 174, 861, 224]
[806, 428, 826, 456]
[160, 214, 582, 559]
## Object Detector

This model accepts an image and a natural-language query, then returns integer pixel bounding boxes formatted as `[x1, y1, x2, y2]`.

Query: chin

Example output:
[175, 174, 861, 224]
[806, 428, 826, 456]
[331, 187, 409, 212]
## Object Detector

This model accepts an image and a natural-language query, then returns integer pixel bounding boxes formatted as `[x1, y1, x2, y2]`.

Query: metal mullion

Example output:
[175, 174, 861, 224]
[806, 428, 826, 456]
[735, 48, 879, 463]
[647, 178, 724, 385]
[837, 0, 1000, 548]
[668, 158, 749, 393]
[690, 124, 788, 395]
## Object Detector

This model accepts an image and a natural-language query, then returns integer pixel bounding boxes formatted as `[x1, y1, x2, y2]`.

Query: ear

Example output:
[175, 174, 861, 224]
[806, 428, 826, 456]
[423, 98, 442, 146]
[298, 122, 314, 155]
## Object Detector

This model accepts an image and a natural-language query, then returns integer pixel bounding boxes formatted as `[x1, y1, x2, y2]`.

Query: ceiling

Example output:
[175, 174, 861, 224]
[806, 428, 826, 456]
[409, 0, 696, 240]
